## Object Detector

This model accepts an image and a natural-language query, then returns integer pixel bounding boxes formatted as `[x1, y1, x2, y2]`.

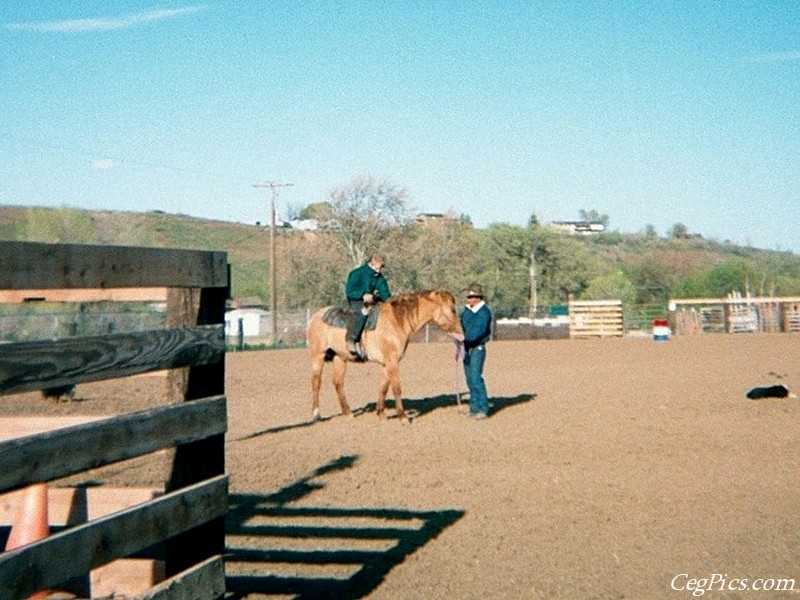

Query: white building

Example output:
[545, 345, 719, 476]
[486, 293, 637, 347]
[549, 221, 605, 235]
[225, 308, 270, 339]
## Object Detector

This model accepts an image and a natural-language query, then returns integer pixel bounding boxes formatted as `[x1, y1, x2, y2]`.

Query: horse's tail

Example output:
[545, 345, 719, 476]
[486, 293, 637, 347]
[307, 306, 345, 358]
[306, 306, 329, 339]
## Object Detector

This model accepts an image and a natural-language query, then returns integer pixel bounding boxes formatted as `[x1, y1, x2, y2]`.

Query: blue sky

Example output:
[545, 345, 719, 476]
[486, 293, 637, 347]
[2, 2, 799, 252]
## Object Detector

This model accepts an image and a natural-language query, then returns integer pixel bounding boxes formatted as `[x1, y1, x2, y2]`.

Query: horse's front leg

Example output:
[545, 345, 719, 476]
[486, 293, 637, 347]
[332, 356, 353, 417]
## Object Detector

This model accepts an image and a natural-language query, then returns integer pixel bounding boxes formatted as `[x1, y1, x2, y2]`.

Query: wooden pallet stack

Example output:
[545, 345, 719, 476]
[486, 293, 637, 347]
[783, 302, 800, 332]
[568, 299, 624, 339]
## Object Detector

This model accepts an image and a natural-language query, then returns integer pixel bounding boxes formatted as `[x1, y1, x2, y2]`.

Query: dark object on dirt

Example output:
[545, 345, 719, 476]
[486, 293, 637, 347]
[42, 384, 76, 401]
[746, 384, 790, 400]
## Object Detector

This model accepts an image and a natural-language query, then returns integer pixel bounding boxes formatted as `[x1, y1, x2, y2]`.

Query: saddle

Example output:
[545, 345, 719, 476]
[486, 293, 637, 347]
[322, 305, 381, 330]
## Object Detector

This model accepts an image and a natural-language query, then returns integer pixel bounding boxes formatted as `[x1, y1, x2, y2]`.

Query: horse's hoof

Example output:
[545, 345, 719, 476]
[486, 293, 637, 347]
[312, 409, 321, 422]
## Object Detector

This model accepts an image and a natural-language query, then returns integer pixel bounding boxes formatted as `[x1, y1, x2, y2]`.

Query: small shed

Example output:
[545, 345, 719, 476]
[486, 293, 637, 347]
[225, 308, 268, 340]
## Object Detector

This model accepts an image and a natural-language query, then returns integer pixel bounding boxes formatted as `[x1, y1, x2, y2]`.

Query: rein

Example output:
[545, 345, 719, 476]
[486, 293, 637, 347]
[453, 337, 464, 406]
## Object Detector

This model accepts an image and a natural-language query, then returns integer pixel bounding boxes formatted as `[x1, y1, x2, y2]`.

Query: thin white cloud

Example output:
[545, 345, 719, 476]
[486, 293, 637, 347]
[746, 50, 800, 64]
[91, 158, 117, 171]
[6, 5, 206, 33]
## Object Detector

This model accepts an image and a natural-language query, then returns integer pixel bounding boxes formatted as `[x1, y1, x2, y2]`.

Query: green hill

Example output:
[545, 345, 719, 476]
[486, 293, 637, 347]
[2, 205, 799, 317]
[0, 205, 270, 301]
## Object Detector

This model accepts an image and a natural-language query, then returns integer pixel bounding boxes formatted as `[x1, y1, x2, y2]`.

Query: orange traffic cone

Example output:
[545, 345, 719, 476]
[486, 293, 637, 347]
[5, 482, 50, 598]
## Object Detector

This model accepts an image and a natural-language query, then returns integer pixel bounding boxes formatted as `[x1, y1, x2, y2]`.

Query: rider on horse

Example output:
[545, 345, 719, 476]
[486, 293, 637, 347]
[345, 253, 391, 358]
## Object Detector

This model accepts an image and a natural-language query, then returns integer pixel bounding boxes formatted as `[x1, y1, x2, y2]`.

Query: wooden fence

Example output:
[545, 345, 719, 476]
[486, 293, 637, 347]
[568, 299, 624, 338]
[0, 241, 229, 599]
[669, 296, 800, 335]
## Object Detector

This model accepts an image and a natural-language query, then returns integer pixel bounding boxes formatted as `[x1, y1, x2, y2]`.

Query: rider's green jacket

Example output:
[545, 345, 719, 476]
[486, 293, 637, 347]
[346, 262, 391, 303]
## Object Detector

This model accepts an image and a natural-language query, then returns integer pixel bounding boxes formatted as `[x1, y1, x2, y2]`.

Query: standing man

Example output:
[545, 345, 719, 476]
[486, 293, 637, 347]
[345, 253, 391, 358]
[460, 283, 492, 419]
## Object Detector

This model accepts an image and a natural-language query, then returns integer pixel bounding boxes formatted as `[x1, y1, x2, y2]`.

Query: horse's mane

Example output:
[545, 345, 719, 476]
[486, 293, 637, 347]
[385, 290, 455, 327]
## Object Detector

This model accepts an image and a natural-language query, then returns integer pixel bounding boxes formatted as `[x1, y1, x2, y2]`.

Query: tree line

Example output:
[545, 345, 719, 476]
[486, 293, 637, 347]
[240, 177, 800, 318]
[2, 190, 799, 319]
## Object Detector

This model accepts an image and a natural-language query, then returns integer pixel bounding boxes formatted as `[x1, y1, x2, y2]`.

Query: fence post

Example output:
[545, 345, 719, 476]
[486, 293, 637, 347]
[164, 285, 227, 578]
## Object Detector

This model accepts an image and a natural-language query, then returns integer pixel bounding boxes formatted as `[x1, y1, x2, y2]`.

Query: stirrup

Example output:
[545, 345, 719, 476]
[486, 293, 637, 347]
[347, 341, 365, 360]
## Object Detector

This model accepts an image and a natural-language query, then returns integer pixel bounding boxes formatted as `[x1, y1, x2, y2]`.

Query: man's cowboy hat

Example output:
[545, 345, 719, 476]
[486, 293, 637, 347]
[464, 283, 484, 298]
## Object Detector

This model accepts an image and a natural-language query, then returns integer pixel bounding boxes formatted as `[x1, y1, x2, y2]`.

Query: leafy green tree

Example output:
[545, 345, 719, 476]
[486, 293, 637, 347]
[298, 202, 332, 220]
[671, 259, 753, 298]
[769, 275, 800, 296]
[672, 270, 710, 298]
[705, 259, 754, 296]
[625, 252, 684, 302]
[471, 224, 532, 317]
[583, 270, 637, 303]
[579, 209, 610, 227]
[748, 251, 800, 296]
[529, 227, 600, 306]
[670, 223, 690, 239]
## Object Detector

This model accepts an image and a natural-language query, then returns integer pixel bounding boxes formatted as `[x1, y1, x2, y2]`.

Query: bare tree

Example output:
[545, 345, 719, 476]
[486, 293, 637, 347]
[280, 231, 348, 307]
[327, 175, 412, 265]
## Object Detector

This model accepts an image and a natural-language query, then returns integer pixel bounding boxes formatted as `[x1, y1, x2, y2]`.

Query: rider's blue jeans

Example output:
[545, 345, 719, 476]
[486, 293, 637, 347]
[463, 345, 489, 415]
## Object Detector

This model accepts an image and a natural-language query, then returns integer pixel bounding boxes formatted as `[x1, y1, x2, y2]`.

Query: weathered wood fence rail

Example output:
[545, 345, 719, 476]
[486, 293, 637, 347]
[0, 241, 229, 600]
[568, 299, 624, 339]
[669, 296, 800, 335]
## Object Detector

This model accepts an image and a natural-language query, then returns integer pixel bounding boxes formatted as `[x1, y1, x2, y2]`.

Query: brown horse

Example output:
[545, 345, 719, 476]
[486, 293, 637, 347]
[307, 289, 464, 422]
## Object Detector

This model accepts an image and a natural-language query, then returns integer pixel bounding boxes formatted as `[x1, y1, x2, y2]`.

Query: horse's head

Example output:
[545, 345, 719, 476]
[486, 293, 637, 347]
[429, 290, 463, 335]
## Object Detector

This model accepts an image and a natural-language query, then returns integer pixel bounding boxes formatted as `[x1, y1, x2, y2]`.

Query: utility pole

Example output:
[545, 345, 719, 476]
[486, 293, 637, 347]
[528, 249, 538, 320]
[253, 181, 294, 344]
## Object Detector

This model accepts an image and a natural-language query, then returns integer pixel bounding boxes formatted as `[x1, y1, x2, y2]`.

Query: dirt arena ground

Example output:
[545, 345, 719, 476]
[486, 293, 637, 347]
[4, 333, 800, 599]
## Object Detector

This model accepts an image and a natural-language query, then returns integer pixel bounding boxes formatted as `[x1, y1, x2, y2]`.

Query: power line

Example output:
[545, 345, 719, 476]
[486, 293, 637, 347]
[6, 133, 256, 185]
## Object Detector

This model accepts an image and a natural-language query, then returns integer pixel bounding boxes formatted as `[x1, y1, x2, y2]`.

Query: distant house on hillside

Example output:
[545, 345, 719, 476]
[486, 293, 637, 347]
[284, 218, 341, 231]
[414, 212, 459, 226]
[549, 221, 605, 235]
[288, 219, 319, 231]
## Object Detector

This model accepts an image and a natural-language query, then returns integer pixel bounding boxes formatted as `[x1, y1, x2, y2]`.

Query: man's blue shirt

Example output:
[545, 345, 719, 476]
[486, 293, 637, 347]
[460, 303, 492, 350]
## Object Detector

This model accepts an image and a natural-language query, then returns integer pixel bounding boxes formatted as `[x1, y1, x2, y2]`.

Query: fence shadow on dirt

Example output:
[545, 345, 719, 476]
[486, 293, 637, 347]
[224, 455, 464, 599]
